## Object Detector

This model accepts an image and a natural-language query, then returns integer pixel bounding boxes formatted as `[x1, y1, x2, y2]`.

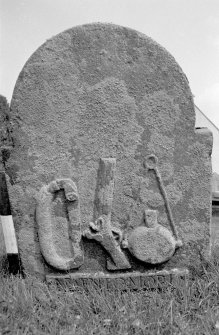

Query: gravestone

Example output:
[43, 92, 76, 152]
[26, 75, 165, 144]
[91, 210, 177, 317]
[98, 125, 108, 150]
[5, 23, 212, 285]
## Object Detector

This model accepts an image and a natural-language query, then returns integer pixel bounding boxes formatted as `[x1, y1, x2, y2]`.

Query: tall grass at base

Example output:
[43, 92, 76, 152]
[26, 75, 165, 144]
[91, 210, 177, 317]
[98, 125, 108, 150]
[1, 258, 219, 334]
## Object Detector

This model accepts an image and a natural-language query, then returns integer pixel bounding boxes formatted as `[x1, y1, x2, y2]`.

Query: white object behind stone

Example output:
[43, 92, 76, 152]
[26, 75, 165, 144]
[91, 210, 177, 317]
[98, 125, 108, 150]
[1, 215, 18, 254]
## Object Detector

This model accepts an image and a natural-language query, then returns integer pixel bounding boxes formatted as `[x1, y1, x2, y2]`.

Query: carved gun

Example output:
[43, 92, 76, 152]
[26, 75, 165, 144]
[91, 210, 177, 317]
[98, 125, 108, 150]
[83, 158, 131, 270]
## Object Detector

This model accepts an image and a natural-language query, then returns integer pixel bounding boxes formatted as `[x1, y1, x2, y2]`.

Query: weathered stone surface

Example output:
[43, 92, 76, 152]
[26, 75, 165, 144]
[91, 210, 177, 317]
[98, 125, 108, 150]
[127, 210, 177, 264]
[83, 158, 131, 270]
[6, 23, 212, 279]
[36, 178, 84, 270]
[46, 268, 188, 290]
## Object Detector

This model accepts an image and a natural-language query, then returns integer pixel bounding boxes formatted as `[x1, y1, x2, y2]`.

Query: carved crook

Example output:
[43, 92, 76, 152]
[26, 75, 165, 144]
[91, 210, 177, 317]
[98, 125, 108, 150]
[36, 179, 84, 270]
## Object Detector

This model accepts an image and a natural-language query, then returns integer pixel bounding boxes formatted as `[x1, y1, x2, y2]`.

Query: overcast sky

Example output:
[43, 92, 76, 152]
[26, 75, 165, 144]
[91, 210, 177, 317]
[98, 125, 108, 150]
[1, 0, 219, 127]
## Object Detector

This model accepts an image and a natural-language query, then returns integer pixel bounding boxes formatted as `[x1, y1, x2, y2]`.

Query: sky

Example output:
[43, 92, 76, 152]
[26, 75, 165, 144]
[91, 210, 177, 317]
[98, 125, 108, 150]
[1, 0, 219, 127]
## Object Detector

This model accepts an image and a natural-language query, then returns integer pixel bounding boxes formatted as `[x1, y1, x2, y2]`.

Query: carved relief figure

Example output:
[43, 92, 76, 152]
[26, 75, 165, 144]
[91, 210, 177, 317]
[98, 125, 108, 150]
[123, 209, 180, 264]
[83, 158, 131, 270]
[36, 179, 84, 270]
[36, 156, 182, 271]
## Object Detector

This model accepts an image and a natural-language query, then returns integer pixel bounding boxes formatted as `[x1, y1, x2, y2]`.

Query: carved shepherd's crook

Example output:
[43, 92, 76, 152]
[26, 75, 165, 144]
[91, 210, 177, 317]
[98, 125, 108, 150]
[36, 179, 84, 270]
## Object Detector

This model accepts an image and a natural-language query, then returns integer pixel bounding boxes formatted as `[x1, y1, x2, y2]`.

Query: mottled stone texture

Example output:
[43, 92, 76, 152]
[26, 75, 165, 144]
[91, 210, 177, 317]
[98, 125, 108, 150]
[6, 23, 212, 277]
[47, 268, 188, 290]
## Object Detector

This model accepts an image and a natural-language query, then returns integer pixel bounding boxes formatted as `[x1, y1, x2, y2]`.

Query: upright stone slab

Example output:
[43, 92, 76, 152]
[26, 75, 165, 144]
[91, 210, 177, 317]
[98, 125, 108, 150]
[6, 23, 212, 283]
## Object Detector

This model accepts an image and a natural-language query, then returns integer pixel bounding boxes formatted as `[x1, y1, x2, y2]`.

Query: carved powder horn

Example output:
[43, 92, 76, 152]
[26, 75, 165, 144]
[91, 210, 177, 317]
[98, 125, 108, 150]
[123, 155, 183, 264]
[36, 179, 84, 270]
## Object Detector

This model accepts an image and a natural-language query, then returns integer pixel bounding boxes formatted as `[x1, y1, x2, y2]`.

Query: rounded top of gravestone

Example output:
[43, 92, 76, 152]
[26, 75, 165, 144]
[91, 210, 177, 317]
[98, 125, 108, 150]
[9, 22, 196, 216]
[9, 22, 196, 196]
[12, 22, 194, 126]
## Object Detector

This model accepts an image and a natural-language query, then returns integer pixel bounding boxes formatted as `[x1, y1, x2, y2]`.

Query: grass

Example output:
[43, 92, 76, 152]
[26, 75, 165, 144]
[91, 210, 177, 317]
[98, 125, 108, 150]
[1, 256, 219, 335]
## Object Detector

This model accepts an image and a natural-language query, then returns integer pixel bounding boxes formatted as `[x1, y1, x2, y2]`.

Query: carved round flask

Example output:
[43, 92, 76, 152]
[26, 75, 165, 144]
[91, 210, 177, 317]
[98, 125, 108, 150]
[127, 210, 176, 264]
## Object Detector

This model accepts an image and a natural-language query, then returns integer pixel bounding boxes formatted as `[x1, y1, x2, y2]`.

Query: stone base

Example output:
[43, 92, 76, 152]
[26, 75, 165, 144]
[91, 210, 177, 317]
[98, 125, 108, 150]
[46, 268, 188, 290]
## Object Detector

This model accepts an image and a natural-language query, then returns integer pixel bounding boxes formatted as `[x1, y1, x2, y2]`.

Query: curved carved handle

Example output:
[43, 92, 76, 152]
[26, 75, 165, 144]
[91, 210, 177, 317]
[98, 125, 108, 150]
[36, 179, 84, 270]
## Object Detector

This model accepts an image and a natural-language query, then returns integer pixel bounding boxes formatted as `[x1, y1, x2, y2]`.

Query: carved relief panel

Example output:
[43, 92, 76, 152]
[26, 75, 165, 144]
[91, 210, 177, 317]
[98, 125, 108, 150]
[36, 156, 183, 273]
